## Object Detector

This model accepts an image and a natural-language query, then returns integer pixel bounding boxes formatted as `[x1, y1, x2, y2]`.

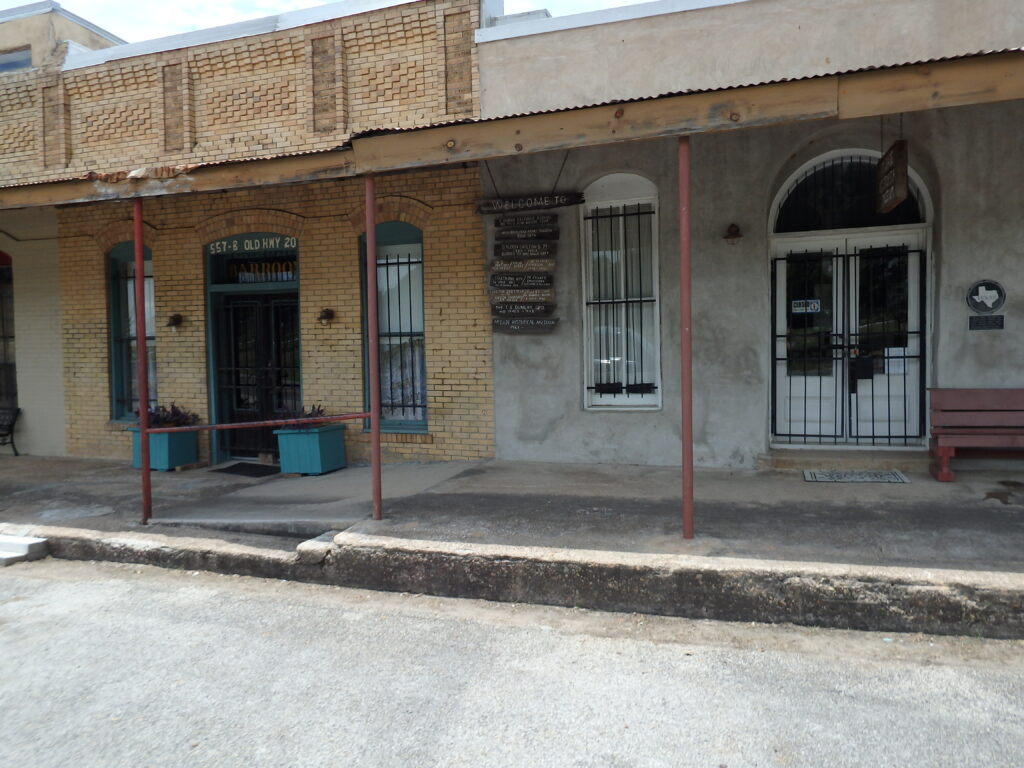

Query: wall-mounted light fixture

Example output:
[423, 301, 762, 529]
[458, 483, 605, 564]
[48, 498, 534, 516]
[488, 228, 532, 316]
[317, 308, 336, 326]
[723, 223, 743, 245]
[165, 313, 184, 331]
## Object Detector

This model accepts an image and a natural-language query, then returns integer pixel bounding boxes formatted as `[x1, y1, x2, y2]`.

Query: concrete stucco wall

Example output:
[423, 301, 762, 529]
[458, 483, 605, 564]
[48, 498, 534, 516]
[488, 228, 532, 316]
[0, 13, 117, 67]
[0, 208, 67, 456]
[487, 101, 1024, 467]
[479, 0, 1024, 117]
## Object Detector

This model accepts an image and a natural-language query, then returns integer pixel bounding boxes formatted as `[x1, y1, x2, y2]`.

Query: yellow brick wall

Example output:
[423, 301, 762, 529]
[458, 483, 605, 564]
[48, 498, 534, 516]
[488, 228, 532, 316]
[0, 0, 480, 187]
[57, 165, 493, 464]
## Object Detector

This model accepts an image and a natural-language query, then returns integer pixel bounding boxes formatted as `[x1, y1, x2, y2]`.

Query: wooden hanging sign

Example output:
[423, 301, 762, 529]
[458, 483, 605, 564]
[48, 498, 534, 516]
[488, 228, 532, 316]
[490, 273, 553, 289]
[491, 258, 556, 273]
[495, 226, 560, 241]
[493, 317, 560, 333]
[477, 192, 584, 214]
[494, 241, 557, 260]
[495, 214, 557, 228]
[488, 288, 555, 305]
[877, 139, 909, 214]
[491, 302, 556, 317]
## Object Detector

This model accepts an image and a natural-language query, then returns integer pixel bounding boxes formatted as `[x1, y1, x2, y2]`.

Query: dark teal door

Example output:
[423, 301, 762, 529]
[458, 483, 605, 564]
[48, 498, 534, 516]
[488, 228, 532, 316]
[213, 293, 299, 458]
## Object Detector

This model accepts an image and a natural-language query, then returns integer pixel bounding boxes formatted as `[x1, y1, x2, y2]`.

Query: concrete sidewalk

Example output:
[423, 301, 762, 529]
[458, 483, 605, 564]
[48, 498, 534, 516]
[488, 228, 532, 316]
[1, 454, 1023, 637]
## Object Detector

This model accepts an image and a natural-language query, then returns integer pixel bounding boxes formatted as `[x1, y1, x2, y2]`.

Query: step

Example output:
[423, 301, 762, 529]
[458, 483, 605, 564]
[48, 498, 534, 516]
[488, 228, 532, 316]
[0, 535, 48, 566]
[760, 449, 930, 473]
[0, 550, 29, 567]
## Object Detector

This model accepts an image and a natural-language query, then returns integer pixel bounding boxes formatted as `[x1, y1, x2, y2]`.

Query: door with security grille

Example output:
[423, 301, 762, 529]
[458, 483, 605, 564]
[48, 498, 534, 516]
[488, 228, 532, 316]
[772, 231, 925, 444]
[213, 293, 300, 458]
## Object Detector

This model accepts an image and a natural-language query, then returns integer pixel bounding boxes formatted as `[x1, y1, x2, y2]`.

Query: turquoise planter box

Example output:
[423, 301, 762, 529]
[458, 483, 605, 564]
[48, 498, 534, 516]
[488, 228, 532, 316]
[274, 424, 346, 475]
[129, 428, 198, 472]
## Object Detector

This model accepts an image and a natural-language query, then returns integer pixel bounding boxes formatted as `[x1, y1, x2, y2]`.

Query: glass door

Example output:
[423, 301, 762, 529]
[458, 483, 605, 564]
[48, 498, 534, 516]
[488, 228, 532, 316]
[213, 293, 299, 458]
[772, 231, 925, 445]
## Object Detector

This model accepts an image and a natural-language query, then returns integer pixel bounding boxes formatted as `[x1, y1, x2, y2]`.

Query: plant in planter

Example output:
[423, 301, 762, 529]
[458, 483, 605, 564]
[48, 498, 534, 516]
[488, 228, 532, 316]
[273, 404, 347, 475]
[129, 403, 201, 472]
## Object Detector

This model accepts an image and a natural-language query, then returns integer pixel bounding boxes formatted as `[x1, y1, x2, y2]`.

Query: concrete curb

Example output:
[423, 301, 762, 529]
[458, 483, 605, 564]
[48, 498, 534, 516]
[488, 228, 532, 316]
[2, 522, 1022, 639]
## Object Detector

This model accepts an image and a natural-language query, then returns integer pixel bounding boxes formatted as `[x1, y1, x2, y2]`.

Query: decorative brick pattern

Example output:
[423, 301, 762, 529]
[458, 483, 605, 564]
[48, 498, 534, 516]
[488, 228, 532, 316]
[0, 0, 480, 187]
[80, 101, 153, 146]
[311, 36, 338, 133]
[163, 64, 184, 151]
[41, 84, 68, 168]
[207, 80, 298, 126]
[58, 166, 493, 464]
[444, 11, 473, 116]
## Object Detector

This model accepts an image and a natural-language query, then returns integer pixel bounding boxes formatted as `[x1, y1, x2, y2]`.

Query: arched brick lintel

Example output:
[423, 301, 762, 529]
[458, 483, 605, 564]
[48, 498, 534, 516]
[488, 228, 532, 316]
[93, 219, 159, 257]
[346, 195, 433, 233]
[195, 208, 307, 246]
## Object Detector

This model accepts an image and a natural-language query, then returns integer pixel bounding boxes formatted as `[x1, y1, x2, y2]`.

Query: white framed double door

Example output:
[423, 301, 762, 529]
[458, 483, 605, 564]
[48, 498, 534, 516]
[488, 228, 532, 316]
[771, 228, 927, 445]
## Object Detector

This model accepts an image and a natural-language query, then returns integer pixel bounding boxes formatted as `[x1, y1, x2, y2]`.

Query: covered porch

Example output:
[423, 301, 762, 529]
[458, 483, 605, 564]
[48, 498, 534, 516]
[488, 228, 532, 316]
[1, 454, 1022, 573]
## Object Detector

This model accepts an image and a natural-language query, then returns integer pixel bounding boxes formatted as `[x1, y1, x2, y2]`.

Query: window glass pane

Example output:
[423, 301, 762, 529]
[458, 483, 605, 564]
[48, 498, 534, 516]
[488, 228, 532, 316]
[590, 206, 622, 301]
[856, 247, 908, 374]
[111, 248, 156, 418]
[584, 192, 658, 405]
[369, 237, 425, 426]
[381, 336, 426, 421]
[785, 254, 834, 377]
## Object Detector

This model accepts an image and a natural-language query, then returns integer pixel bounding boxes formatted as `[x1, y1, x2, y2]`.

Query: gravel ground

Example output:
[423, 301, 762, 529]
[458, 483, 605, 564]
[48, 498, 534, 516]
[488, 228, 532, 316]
[2, 559, 1023, 768]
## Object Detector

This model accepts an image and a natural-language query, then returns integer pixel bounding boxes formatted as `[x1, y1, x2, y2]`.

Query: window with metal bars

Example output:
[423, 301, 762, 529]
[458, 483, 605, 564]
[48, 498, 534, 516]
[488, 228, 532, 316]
[582, 176, 660, 409]
[362, 222, 426, 430]
[108, 242, 156, 419]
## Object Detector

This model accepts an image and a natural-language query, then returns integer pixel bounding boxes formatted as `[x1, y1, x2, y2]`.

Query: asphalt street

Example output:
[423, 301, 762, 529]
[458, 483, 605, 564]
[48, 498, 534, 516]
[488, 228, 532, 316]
[2, 559, 1023, 768]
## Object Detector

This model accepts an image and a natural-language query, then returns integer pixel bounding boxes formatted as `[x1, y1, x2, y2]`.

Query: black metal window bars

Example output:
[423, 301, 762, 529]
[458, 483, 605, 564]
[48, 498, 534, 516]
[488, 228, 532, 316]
[584, 202, 658, 403]
[375, 246, 426, 425]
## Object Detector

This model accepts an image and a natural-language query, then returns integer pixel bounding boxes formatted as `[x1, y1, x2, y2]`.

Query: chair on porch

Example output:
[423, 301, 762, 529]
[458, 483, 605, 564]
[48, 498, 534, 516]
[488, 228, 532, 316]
[0, 407, 19, 456]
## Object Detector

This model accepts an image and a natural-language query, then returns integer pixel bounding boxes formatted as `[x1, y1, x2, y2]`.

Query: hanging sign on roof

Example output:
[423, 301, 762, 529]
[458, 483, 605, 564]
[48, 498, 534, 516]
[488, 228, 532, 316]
[876, 139, 909, 214]
[477, 192, 584, 214]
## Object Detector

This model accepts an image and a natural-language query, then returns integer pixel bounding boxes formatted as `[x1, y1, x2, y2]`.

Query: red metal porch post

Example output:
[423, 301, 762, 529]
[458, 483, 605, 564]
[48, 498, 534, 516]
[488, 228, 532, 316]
[678, 136, 695, 539]
[364, 175, 383, 520]
[133, 198, 153, 524]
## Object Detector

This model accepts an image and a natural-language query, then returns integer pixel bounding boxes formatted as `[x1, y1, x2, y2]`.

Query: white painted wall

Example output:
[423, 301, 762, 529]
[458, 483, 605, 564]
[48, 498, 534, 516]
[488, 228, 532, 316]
[0, 208, 67, 456]
[479, 0, 1024, 117]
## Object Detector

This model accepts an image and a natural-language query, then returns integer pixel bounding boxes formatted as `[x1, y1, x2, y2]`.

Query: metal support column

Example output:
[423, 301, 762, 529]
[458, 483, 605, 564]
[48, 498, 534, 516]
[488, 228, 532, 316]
[133, 198, 152, 524]
[678, 136, 695, 539]
[364, 175, 383, 520]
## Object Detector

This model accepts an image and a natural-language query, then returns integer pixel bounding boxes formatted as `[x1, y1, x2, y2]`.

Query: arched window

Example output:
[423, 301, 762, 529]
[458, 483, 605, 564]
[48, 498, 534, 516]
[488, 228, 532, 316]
[108, 242, 156, 419]
[775, 154, 924, 233]
[362, 221, 426, 429]
[581, 173, 660, 409]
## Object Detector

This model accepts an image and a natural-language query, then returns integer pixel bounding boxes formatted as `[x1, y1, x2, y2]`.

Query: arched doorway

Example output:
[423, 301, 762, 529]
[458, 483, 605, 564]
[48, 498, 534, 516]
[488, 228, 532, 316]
[768, 151, 930, 446]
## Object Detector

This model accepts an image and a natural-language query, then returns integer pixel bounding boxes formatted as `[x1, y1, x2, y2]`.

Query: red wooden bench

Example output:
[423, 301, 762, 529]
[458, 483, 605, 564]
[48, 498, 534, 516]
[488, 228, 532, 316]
[929, 389, 1024, 481]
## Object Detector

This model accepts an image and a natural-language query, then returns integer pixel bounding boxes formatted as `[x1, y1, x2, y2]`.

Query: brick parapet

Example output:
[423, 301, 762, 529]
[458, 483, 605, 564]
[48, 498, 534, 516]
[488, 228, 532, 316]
[1, 0, 480, 188]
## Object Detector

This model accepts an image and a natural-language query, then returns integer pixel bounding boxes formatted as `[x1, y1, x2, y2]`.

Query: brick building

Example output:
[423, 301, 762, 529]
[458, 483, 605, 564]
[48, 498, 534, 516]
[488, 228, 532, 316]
[0, 0, 493, 465]
[1, 0, 1022, 503]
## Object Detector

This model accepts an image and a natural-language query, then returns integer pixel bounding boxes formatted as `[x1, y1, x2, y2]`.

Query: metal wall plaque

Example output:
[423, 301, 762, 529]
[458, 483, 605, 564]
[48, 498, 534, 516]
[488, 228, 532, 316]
[495, 214, 557, 228]
[491, 259, 556, 273]
[477, 192, 584, 214]
[494, 241, 557, 260]
[966, 280, 1006, 314]
[490, 273, 553, 289]
[492, 303, 555, 317]
[970, 315, 1004, 331]
[488, 288, 555, 305]
[877, 139, 909, 214]
[495, 226, 560, 241]
[493, 317, 560, 333]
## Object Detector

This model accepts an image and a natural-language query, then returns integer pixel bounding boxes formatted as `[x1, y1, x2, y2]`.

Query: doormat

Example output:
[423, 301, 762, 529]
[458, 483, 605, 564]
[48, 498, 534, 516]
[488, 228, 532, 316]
[803, 470, 910, 483]
[212, 462, 280, 478]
